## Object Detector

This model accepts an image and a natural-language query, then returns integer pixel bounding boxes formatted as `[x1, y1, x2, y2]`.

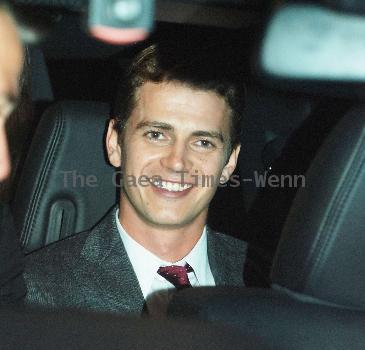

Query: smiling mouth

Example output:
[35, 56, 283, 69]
[149, 178, 193, 192]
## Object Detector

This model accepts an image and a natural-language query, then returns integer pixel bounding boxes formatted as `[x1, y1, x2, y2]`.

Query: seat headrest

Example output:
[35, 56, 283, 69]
[12, 101, 117, 253]
[271, 105, 365, 309]
[30, 47, 54, 103]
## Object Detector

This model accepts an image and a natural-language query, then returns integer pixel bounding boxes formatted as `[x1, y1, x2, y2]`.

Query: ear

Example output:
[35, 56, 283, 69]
[220, 144, 241, 184]
[106, 119, 122, 167]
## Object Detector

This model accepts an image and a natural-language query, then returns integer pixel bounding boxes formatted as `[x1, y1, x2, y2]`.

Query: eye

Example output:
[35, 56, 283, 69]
[144, 130, 164, 140]
[195, 139, 215, 149]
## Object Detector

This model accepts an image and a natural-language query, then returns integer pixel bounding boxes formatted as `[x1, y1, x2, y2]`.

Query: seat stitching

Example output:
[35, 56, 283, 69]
[22, 105, 66, 248]
[305, 129, 365, 288]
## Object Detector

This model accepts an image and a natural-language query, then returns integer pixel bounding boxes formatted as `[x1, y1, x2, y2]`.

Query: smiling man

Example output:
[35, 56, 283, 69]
[25, 43, 247, 316]
[108, 81, 240, 260]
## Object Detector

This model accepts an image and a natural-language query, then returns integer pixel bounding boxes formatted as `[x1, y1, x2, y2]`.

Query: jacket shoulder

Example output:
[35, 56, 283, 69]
[24, 230, 91, 307]
[25, 205, 117, 270]
[24, 206, 121, 310]
[25, 230, 89, 268]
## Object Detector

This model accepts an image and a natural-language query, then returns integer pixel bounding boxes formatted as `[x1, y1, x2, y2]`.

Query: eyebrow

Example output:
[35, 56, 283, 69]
[136, 121, 225, 143]
[136, 121, 174, 131]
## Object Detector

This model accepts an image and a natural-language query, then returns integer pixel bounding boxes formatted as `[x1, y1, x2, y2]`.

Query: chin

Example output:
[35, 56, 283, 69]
[144, 212, 194, 229]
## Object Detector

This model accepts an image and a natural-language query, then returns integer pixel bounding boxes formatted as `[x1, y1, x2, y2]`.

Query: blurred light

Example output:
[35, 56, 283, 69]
[113, 0, 143, 21]
[88, 0, 154, 45]
[261, 4, 365, 81]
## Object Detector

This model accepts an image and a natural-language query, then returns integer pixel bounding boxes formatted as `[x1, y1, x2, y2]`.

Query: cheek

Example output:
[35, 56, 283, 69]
[123, 142, 161, 175]
[197, 154, 225, 176]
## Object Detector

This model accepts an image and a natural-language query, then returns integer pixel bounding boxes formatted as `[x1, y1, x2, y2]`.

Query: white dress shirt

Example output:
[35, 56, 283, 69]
[115, 210, 215, 316]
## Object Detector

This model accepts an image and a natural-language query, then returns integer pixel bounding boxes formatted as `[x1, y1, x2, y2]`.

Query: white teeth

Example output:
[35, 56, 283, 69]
[165, 182, 173, 191]
[150, 179, 192, 192]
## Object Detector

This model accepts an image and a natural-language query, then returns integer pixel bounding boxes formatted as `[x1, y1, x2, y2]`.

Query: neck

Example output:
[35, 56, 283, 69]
[119, 198, 206, 263]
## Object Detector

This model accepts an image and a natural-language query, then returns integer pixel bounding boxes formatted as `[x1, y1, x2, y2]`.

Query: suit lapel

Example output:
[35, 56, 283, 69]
[80, 206, 145, 314]
[207, 227, 244, 286]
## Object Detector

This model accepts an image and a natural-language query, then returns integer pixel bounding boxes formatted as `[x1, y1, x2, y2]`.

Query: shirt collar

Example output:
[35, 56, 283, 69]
[179, 226, 209, 286]
[115, 209, 209, 296]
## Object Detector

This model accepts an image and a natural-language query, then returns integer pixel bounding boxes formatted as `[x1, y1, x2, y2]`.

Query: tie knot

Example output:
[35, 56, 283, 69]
[157, 263, 193, 290]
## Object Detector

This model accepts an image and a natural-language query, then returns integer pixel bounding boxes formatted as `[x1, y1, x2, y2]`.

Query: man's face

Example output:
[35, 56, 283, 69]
[107, 81, 240, 229]
[0, 9, 23, 182]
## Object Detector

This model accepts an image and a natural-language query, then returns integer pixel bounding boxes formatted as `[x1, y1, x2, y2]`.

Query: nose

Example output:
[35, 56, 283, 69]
[161, 140, 192, 173]
[0, 123, 11, 181]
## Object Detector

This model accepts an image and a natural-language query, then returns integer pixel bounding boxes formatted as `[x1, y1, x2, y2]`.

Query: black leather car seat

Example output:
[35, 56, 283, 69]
[11, 101, 116, 253]
[30, 47, 54, 105]
[245, 97, 351, 287]
[169, 105, 365, 348]
[271, 105, 365, 309]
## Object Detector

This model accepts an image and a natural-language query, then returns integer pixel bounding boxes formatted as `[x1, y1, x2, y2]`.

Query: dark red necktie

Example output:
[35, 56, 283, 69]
[157, 263, 194, 290]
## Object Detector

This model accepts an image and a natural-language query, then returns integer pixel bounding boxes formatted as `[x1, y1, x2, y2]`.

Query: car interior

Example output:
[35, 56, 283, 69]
[3, 0, 365, 348]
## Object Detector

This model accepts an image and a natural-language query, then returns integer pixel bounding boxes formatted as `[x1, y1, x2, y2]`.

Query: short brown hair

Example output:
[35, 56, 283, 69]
[112, 43, 245, 150]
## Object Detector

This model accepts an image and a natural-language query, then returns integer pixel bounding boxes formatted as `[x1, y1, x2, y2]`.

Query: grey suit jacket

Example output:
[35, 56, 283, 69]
[24, 206, 247, 315]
